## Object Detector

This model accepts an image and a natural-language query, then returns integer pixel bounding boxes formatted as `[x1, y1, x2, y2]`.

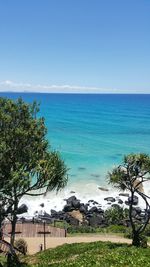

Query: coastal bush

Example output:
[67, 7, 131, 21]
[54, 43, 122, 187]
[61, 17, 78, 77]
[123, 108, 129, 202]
[67, 225, 128, 235]
[105, 205, 128, 225]
[0, 97, 68, 245]
[67, 225, 99, 234]
[104, 225, 128, 234]
[108, 153, 150, 247]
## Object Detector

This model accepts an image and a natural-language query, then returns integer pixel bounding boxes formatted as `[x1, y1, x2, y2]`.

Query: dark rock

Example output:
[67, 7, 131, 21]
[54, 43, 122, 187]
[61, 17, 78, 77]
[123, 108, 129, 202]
[97, 208, 104, 214]
[89, 206, 98, 213]
[134, 207, 142, 214]
[98, 187, 109, 192]
[17, 204, 28, 214]
[86, 213, 93, 218]
[118, 199, 123, 204]
[67, 216, 79, 226]
[79, 205, 88, 214]
[72, 199, 81, 209]
[104, 197, 116, 202]
[70, 191, 76, 194]
[125, 196, 138, 206]
[88, 200, 94, 203]
[66, 196, 77, 204]
[51, 209, 57, 216]
[63, 204, 74, 212]
[93, 201, 99, 205]
[40, 203, 44, 208]
[89, 214, 104, 227]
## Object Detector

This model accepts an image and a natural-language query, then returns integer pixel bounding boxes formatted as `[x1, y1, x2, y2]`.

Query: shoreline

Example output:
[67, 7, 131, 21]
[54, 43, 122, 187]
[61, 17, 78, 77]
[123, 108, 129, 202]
[18, 180, 150, 220]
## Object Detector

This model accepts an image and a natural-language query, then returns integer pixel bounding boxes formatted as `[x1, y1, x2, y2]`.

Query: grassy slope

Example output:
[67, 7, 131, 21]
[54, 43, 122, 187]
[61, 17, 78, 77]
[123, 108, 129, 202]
[24, 241, 150, 267]
[1, 241, 150, 266]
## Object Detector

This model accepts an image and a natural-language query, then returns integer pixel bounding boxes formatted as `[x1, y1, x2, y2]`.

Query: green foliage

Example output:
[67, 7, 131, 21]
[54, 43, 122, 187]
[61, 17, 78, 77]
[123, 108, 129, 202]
[20, 241, 150, 266]
[105, 205, 128, 225]
[108, 153, 150, 190]
[0, 97, 68, 244]
[105, 225, 128, 234]
[67, 225, 101, 234]
[0, 97, 68, 197]
[108, 153, 150, 247]
[124, 227, 132, 239]
[67, 225, 128, 234]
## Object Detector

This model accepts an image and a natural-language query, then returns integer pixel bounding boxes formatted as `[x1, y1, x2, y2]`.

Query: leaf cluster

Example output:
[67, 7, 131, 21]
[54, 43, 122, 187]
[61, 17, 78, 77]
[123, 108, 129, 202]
[0, 97, 68, 203]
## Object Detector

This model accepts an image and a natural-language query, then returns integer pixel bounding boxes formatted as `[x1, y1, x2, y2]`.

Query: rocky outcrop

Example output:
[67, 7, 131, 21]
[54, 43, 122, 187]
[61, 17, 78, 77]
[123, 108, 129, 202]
[67, 210, 83, 223]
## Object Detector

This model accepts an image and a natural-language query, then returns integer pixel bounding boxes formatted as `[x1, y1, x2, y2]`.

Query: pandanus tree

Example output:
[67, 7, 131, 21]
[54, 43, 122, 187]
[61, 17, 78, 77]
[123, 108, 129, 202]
[0, 97, 68, 245]
[108, 153, 150, 247]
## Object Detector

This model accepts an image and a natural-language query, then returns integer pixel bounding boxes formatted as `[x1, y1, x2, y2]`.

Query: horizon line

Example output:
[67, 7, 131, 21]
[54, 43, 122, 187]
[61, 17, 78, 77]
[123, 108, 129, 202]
[0, 91, 150, 95]
[0, 80, 149, 94]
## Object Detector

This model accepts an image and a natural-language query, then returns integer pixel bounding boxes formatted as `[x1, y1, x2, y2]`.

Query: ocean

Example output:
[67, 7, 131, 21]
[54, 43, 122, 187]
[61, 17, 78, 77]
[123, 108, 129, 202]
[1, 93, 150, 215]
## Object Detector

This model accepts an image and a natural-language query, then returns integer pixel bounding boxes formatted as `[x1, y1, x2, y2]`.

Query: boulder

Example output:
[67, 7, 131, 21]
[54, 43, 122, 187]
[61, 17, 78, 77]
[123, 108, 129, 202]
[88, 200, 95, 203]
[17, 204, 28, 214]
[79, 205, 87, 214]
[97, 208, 104, 214]
[67, 210, 83, 223]
[126, 196, 138, 206]
[69, 216, 79, 226]
[63, 204, 74, 212]
[66, 196, 77, 204]
[51, 209, 57, 216]
[104, 197, 116, 202]
[89, 214, 104, 227]
[72, 199, 81, 209]
[98, 187, 109, 192]
[89, 206, 98, 213]
[118, 199, 123, 204]
[93, 201, 99, 205]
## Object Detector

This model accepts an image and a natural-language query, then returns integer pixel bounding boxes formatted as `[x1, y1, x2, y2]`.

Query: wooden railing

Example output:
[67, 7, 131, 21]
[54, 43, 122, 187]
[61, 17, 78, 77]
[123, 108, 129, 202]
[3, 222, 66, 238]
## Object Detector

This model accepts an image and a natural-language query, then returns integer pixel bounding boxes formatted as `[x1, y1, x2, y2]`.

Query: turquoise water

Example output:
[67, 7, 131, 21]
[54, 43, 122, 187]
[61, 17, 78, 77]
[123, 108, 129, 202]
[1, 93, 150, 187]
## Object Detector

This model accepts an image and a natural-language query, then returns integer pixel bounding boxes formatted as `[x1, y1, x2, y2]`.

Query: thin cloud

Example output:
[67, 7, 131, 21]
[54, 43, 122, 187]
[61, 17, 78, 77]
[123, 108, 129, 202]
[0, 80, 119, 93]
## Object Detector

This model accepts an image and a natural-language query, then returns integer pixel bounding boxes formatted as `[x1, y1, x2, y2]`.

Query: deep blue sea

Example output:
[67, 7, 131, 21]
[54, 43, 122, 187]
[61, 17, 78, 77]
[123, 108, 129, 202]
[1, 93, 150, 188]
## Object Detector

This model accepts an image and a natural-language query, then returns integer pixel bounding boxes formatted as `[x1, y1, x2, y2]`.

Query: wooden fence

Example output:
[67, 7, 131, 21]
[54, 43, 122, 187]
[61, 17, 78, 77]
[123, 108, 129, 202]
[3, 222, 66, 238]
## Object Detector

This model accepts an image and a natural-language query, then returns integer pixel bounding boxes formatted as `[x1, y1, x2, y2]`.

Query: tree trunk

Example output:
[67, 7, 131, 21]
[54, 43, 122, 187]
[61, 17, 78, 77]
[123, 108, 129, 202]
[132, 230, 141, 247]
[10, 198, 18, 246]
[10, 213, 17, 246]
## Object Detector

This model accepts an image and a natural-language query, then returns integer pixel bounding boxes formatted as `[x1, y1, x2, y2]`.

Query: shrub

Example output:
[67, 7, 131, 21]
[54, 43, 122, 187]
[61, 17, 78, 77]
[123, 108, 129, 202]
[105, 225, 127, 233]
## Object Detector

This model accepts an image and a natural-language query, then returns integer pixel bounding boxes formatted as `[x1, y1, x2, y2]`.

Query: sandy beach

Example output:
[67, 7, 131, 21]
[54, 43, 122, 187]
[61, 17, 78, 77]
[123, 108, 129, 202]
[6, 235, 131, 254]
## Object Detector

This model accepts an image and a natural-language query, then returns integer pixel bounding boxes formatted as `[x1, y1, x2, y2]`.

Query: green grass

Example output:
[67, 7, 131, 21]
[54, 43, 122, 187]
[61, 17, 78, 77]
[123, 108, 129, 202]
[1, 241, 150, 266]
[17, 241, 150, 267]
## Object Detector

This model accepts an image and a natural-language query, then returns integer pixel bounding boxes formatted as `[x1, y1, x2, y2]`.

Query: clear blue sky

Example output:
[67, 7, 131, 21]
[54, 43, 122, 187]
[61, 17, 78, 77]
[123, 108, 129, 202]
[0, 0, 150, 93]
